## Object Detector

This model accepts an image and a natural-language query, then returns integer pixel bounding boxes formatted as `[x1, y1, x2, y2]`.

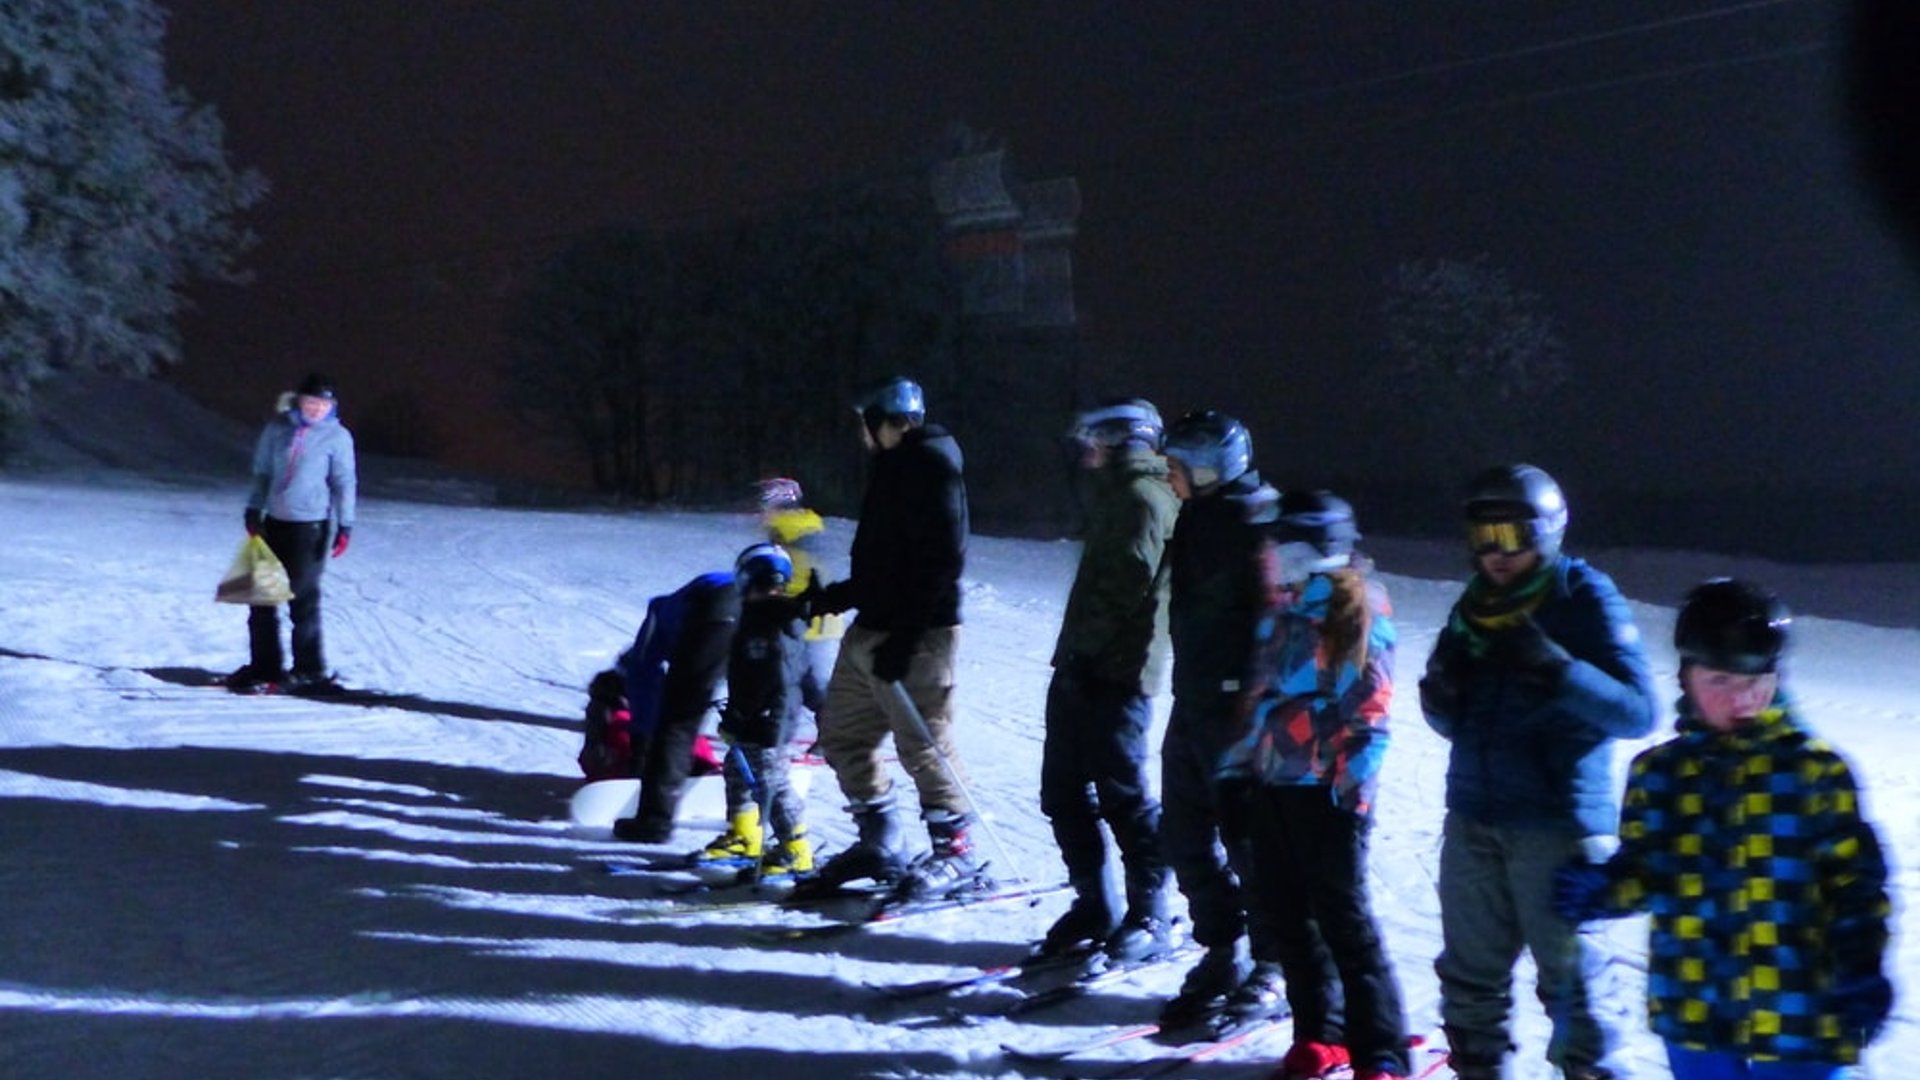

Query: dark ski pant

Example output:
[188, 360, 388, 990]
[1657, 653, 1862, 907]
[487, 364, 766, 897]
[248, 517, 331, 677]
[1159, 697, 1275, 957]
[631, 623, 733, 834]
[1040, 667, 1168, 914]
[1244, 785, 1410, 1073]
[1434, 814, 1614, 1074]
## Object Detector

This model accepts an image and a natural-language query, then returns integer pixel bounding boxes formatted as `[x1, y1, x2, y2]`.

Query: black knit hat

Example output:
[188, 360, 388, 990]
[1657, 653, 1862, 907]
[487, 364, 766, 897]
[296, 372, 337, 400]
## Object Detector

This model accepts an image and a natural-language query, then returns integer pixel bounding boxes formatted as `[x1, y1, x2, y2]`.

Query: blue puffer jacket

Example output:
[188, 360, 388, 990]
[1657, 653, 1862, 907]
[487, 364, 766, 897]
[1420, 556, 1657, 835]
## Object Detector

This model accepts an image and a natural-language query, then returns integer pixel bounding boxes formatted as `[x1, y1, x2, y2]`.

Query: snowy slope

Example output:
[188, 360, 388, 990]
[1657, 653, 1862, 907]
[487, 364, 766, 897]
[1, 394, 1916, 1078]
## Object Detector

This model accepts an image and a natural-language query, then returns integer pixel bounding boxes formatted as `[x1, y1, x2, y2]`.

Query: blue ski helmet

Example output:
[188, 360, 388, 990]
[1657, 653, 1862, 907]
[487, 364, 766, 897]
[1463, 463, 1568, 561]
[734, 542, 793, 593]
[855, 376, 925, 435]
[1162, 410, 1252, 492]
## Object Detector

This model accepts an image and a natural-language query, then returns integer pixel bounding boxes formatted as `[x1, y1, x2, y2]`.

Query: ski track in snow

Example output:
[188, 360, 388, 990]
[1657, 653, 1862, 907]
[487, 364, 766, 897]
[1, 472, 1916, 1078]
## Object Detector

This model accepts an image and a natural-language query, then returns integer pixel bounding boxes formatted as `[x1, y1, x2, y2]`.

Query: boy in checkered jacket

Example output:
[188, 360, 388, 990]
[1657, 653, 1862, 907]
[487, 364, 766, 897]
[1554, 579, 1892, 1079]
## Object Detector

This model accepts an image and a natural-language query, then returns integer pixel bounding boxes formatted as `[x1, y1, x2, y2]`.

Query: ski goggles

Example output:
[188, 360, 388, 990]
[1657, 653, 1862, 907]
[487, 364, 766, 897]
[1467, 520, 1535, 556]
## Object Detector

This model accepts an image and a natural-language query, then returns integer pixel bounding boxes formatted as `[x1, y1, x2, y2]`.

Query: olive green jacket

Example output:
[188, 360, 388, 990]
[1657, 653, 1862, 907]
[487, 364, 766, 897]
[1051, 447, 1179, 694]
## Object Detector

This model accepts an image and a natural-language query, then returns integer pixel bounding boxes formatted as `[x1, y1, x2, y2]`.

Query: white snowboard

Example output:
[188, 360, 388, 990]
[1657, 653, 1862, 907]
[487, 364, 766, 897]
[568, 765, 816, 830]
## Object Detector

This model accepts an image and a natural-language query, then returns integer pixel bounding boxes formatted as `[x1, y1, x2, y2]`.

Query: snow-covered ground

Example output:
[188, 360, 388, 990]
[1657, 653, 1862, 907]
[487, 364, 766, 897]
[1, 381, 1915, 1079]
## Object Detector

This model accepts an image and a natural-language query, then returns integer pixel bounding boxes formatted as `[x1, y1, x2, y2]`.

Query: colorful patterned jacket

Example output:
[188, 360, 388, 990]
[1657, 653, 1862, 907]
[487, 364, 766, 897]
[1587, 698, 1891, 1063]
[1220, 566, 1395, 815]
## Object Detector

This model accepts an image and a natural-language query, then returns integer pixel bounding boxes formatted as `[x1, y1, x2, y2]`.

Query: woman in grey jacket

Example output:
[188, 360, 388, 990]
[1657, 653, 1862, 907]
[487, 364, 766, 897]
[231, 372, 357, 694]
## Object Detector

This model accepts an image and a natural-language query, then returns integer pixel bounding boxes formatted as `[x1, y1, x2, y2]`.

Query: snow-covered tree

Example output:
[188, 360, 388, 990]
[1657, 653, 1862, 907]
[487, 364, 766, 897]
[1377, 255, 1568, 479]
[0, 0, 265, 423]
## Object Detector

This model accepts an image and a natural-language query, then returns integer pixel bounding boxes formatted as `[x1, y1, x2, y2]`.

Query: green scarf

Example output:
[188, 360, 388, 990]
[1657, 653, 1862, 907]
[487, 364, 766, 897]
[1448, 563, 1554, 658]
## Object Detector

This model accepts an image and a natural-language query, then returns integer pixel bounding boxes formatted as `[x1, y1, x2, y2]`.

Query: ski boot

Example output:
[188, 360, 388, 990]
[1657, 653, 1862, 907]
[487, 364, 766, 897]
[759, 831, 815, 879]
[226, 664, 282, 694]
[1218, 960, 1287, 1027]
[1036, 896, 1117, 960]
[694, 808, 764, 865]
[1158, 939, 1250, 1029]
[1276, 1041, 1351, 1079]
[787, 799, 905, 901]
[281, 669, 345, 697]
[1103, 878, 1173, 963]
[612, 815, 674, 844]
[885, 810, 992, 906]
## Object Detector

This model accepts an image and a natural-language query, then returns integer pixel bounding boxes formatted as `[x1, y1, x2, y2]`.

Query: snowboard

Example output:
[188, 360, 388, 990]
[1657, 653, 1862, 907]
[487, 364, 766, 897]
[569, 760, 817, 829]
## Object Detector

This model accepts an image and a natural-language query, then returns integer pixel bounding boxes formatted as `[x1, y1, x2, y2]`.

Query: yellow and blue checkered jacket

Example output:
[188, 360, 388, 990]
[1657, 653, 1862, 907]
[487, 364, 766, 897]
[1597, 699, 1889, 1063]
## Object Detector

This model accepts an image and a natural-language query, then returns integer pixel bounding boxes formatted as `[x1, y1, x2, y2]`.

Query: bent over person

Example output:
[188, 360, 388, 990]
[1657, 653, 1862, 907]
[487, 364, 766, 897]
[231, 372, 357, 695]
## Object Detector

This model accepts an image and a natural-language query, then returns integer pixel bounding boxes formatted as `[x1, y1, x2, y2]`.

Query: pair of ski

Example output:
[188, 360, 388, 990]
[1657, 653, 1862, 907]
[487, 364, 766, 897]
[1006, 1008, 1294, 1079]
[748, 877, 1071, 943]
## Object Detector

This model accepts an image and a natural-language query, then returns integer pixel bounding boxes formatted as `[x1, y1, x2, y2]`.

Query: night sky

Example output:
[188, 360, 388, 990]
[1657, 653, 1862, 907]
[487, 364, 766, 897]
[161, 1, 1920, 517]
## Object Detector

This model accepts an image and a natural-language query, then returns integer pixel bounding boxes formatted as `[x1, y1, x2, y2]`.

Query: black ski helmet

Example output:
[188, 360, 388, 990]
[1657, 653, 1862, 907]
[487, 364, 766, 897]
[1674, 578, 1791, 674]
[296, 372, 337, 400]
[1162, 410, 1252, 492]
[1463, 463, 1568, 560]
[1069, 397, 1164, 451]
[855, 376, 925, 435]
[734, 542, 794, 593]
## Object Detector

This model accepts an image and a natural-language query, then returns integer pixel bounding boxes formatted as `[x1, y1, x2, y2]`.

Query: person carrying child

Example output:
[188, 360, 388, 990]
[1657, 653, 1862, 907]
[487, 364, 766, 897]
[1553, 578, 1893, 1080]
[692, 543, 815, 879]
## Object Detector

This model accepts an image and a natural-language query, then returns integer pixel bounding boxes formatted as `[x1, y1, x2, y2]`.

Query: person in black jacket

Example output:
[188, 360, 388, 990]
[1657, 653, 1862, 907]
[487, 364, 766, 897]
[692, 543, 815, 878]
[793, 376, 980, 902]
[1155, 410, 1286, 1029]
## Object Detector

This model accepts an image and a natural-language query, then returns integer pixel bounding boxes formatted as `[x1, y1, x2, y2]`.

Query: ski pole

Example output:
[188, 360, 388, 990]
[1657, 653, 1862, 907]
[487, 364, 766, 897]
[725, 740, 775, 888]
[882, 679, 1032, 889]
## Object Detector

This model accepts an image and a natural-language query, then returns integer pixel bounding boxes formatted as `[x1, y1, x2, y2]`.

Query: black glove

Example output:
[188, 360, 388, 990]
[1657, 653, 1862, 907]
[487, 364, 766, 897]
[805, 571, 855, 617]
[1420, 641, 1469, 716]
[1551, 861, 1613, 922]
[1490, 617, 1572, 677]
[1831, 972, 1894, 1042]
[871, 629, 919, 682]
[244, 508, 263, 536]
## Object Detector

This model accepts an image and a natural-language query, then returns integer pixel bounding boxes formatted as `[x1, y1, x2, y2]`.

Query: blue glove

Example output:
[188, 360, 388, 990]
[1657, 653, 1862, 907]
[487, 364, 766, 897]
[871, 629, 918, 683]
[1552, 862, 1613, 922]
[1831, 972, 1893, 1042]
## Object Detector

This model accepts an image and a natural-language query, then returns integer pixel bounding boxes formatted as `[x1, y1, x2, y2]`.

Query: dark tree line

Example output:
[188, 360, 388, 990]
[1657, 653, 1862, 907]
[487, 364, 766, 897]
[503, 177, 969, 513]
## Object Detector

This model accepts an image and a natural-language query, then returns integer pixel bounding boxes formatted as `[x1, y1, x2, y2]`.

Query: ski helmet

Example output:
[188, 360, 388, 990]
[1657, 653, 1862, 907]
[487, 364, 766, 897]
[1462, 463, 1568, 560]
[1162, 410, 1252, 492]
[733, 542, 794, 593]
[755, 477, 804, 510]
[1068, 398, 1164, 451]
[855, 376, 925, 434]
[1674, 578, 1791, 674]
[295, 372, 337, 400]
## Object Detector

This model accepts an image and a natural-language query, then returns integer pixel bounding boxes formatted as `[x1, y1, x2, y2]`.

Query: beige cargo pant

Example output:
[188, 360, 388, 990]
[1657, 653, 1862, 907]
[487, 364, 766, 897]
[816, 624, 970, 815]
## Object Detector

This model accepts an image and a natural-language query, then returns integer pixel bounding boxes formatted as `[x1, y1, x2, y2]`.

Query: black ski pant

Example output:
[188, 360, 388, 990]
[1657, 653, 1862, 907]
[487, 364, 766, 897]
[1039, 667, 1168, 915]
[1159, 697, 1277, 958]
[632, 620, 733, 833]
[249, 518, 331, 677]
[1244, 785, 1410, 1073]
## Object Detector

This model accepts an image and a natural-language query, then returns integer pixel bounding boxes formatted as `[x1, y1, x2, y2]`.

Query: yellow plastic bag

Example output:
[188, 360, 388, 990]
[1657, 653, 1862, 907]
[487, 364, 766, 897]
[215, 535, 294, 605]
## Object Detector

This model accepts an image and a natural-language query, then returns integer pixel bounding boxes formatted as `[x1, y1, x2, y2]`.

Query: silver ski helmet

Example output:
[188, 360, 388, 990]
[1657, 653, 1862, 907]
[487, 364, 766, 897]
[855, 376, 925, 437]
[1162, 410, 1251, 492]
[1675, 578, 1790, 675]
[1270, 490, 1360, 583]
[1069, 398, 1164, 451]
[1463, 463, 1568, 561]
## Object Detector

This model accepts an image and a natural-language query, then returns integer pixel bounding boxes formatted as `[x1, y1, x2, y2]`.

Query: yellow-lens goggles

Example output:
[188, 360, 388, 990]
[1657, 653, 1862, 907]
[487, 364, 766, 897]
[1468, 520, 1533, 555]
